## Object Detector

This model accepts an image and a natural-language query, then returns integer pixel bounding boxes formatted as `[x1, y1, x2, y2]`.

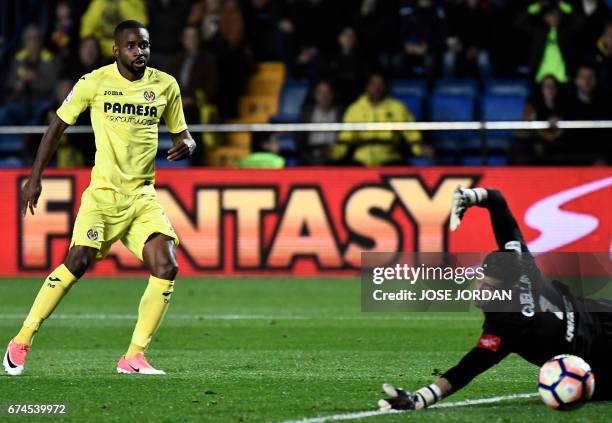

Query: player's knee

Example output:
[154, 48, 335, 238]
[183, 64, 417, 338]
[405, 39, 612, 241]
[64, 246, 96, 278]
[486, 189, 506, 207]
[153, 261, 178, 280]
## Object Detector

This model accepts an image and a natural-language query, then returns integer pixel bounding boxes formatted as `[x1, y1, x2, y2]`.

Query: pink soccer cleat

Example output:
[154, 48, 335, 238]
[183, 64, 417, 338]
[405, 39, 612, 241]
[3, 339, 30, 376]
[116, 353, 166, 375]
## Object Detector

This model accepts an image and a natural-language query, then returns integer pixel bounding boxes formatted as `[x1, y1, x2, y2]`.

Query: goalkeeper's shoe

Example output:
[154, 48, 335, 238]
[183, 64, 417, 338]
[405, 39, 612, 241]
[378, 383, 423, 411]
[116, 353, 166, 375]
[3, 339, 29, 376]
[450, 185, 468, 231]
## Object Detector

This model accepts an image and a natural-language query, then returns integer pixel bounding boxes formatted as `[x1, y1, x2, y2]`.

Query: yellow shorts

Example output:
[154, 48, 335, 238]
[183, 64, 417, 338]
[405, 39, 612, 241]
[71, 187, 179, 261]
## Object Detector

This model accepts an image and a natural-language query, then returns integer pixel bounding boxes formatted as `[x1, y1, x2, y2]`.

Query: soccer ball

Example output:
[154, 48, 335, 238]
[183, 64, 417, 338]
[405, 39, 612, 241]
[538, 354, 595, 410]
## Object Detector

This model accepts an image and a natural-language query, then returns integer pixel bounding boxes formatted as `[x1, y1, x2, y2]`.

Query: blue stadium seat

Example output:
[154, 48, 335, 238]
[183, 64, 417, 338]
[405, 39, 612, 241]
[393, 94, 423, 120]
[433, 79, 479, 97]
[271, 80, 310, 123]
[430, 94, 475, 122]
[390, 79, 427, 98]
[277, 133, 297, 153]
[155, 158, 188, 168]
[0, 135, 24, 154]
[408, 157, 435, 166]
[484, 79, 531, 97]
[461, 156, 508, 166]
[0, 156, 23, 167]
[481, 94, 525, 139]
[481, 94, 525, 121]
[463, 137, 512, 153]
[430, 94, 475, 141]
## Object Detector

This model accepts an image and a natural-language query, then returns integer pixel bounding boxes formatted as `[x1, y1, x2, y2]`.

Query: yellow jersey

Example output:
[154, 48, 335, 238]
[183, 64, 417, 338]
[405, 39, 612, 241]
[56, 63, 187, 195]
[335, 95, 422, 166]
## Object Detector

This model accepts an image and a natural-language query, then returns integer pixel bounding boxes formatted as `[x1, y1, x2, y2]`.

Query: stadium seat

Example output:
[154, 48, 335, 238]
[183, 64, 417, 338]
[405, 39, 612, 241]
[208, 146, 250, 167]
[276, 133, 296, 153]
[481, 94, 525, 121]
[429, 93, 475, 141]
[461, 156, 508, 166]
[270, 80, 310, 123]
[484, 79, 531, 97]
[389, 79, 427, 98]
[393, 94, 423, 121]
[0, 156, 23, 167]
[0, 135, 24, 154]
[481, 94, 526, 139]
[430, 94, 475, 122]
[155, 158, 188, 168]
[433, 79, 479, 97]
[226, 132, 251, 149]
[462, 137, 512, 152]
[247, 62, 285, 96]
[239, 95, 279, 123]
[408, 157, 435, 166]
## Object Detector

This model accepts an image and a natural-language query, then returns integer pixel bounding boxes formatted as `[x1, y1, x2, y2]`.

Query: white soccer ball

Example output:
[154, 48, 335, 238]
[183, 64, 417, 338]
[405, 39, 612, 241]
[538, 354, 595, 410]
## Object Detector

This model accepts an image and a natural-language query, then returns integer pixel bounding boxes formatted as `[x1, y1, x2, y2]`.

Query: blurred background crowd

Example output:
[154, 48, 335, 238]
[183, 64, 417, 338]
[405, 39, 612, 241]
[0, 0, 610, 168]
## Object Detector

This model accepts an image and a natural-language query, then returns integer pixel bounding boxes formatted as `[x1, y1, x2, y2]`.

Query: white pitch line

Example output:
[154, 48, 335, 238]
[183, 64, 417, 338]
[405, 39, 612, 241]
[277, 393, 538, 423]
[0, 313, 480, 322]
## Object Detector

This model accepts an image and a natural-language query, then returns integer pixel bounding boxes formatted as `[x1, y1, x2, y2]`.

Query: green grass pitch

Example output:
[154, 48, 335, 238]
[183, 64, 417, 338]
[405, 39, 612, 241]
[0, 277, 610, 422]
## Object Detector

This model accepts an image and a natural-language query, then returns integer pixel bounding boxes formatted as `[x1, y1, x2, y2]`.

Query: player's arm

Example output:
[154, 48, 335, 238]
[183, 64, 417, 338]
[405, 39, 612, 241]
[379, 337, 510, 411]
[167, 130, 196, 161]
[163, 78, 194, 161]
[21, 114, 70, 215]
[23, 73, 92, 215]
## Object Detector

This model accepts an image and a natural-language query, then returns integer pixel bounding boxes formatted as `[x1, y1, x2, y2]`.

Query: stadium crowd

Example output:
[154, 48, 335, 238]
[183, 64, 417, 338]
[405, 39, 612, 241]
[0, 0, 610, 167]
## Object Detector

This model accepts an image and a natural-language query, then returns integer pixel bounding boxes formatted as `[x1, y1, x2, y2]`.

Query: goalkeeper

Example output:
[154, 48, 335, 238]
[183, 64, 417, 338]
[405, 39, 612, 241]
[379, 187, 612, 411]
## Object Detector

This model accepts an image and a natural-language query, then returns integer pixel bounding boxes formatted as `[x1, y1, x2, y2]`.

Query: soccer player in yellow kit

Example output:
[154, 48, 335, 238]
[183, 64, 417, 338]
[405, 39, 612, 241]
[3, 20, 196, 376]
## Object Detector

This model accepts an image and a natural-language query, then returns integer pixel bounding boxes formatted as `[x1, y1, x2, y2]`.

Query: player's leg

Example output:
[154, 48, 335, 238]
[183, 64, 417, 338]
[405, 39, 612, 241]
[117, 194, 179, 375]
[451, 186, 527, 251]
[4, 246, 97, 375]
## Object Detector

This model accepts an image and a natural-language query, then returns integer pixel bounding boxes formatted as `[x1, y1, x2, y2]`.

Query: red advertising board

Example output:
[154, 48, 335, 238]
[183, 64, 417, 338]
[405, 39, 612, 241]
[0, 168, 610, 276]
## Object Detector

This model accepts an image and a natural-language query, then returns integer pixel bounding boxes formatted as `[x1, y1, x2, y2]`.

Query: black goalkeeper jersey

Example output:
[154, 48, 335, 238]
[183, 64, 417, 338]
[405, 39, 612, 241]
[442, 190, 601, 392]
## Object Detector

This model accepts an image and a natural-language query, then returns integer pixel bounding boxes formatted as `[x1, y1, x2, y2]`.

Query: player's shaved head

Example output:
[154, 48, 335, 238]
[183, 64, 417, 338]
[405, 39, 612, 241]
[114, 20, 147, 40]
[113, 20, 150, 80]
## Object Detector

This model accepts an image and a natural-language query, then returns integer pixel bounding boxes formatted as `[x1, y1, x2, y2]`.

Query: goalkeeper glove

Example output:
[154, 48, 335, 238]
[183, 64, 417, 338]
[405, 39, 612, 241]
[378, 383, 442, 411]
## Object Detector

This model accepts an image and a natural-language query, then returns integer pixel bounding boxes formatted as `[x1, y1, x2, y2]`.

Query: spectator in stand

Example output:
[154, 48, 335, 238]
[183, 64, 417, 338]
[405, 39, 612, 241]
[562, 65, 610, 163]
[80, 0, 148, 58]
[320, 27, 368, 106]
[238, 132, 285, 168]
[515, 0, 583, 83]
[354, 0, 401, 71]
[297, 80, 343, 165]
[146, 0, 192, 72]
[170, 26, 219, 124]
[1, 25, 60, 125]
[444, 0, 495, 78]
[399, 0, 450, 77]
[269, 0, 344, 77]
[240, 0, 283, 62]
[48, 1, 78, 58]
[512, 75, 567, 164]
[333, 72, 427, 166]
[206, 0, 254, 119]
[590, 20, 612, 95]
[571, 0, 611, 50]
[188, 0, 222, 42]
[61, 37, 105, 81]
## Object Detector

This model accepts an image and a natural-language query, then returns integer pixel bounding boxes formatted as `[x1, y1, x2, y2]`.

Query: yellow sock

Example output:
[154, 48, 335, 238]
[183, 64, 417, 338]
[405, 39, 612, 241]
[126, 276, 174, 359]
[14, 264, 78, 346]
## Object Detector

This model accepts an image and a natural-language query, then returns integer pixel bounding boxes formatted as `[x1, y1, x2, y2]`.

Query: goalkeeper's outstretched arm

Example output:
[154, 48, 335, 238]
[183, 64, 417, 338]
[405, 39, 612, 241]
[379, 344, 510, 411]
